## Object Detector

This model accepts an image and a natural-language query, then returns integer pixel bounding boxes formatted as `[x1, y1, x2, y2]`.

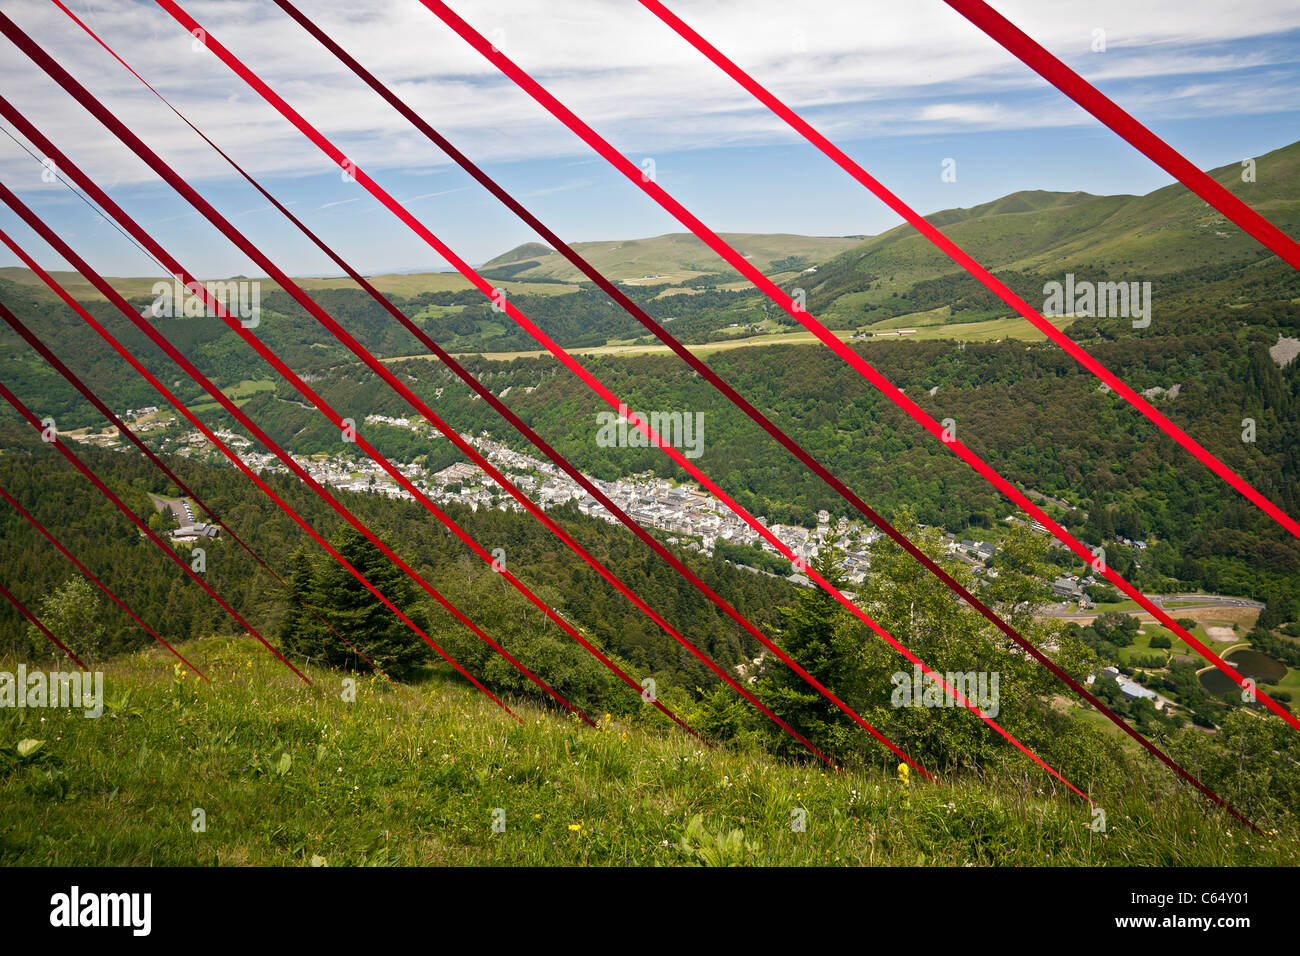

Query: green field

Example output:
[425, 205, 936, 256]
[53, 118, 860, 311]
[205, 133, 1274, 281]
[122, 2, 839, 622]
[1263, 666, 1300, 696]
[857, 312, 1078, 343]
[370, 311, 1082, 366]
[1090, 600, 1142, 614]
[1118, 625, 1183, 666]
[222, 379, 276, 401]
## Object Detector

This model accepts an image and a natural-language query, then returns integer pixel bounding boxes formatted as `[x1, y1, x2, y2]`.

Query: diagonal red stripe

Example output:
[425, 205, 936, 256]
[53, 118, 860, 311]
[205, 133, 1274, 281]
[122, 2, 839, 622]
[942, 0, 1300, 272]
[0, 578, 87, 669]
[0, 378, 312, 684]
[0, 300, 411, 697]
[0, 476, 208, 681]
[0, 216, 521, 721]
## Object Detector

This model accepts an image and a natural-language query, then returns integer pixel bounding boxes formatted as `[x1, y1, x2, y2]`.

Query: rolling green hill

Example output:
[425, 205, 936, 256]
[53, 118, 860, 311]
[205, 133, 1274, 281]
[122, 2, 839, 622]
[481, 232, 868, 284]
[810, 140, 1300, 324]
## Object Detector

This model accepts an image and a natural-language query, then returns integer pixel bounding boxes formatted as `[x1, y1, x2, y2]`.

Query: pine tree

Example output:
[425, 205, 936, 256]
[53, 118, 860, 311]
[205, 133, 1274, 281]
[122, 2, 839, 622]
[278, 546, 319, 660]
[294, 528, 431, 679]
[756, 547, 855, 759]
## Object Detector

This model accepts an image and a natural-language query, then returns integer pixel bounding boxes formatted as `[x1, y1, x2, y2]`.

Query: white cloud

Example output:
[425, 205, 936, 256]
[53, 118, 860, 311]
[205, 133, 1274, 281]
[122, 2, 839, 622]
[524, 178, 595, 197]
[403, 185, 471, 201]
[0, 0, 1296, 191]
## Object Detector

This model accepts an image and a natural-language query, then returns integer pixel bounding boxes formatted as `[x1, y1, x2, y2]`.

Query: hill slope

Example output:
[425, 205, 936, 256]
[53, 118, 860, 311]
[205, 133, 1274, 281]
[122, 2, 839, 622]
[1, 635, 1293, 866]
[810, 139, 1300, 320]
[482, 232, 867, 283]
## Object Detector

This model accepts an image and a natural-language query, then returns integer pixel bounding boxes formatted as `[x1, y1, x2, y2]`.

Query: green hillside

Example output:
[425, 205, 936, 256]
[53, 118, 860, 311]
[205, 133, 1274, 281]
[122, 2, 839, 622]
[481, 232, 867, 284]
[2, 635, 1295, 866]
[810, 140, 1300, 323]
[481, 241, 556, 268]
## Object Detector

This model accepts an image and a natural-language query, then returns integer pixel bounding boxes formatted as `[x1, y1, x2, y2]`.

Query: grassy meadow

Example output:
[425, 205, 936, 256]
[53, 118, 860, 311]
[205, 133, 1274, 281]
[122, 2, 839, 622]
[1, 635, 1295, 867]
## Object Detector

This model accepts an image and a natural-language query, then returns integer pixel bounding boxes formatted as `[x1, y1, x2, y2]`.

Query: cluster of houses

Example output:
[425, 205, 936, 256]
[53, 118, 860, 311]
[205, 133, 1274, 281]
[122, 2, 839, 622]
[949, 537, 996, 563]
[92, 414, 1011, 586]
[94, 413, 1151, 604]
[422, 437, 888, 580]
[1051, 573, 1093, 601]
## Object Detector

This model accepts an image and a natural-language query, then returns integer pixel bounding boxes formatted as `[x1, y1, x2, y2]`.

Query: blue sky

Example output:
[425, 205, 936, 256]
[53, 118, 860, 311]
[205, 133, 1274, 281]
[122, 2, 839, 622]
[1, 0, 1298, 277]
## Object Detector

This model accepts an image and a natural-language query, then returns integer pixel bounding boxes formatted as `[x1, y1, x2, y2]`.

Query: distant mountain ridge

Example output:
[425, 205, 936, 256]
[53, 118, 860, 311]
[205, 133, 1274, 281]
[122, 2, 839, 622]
[809, 139, 1300, 313]
[480, 232, 868, 283]
[6, 139, 1296, 305]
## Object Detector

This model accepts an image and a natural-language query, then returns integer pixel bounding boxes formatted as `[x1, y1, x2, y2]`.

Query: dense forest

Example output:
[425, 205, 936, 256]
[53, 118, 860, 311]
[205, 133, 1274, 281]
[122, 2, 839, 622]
[0, 422, 798, 699]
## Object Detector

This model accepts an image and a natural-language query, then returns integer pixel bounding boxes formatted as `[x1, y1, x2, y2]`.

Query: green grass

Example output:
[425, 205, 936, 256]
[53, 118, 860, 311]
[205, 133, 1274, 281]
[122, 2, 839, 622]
[2, 636, 1295, 867]
[1262, 666, 1300, 697]
[1119, 625, 1181, 665]
[372, 311, 1081, 366]
[381, 328, 867, 364]
[188, 379, 275, 414]
[899, 314, 1075, 342]
[1092, 600, 1141, 613]
[222, 379, 276, 401]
